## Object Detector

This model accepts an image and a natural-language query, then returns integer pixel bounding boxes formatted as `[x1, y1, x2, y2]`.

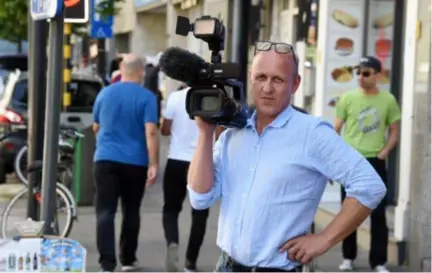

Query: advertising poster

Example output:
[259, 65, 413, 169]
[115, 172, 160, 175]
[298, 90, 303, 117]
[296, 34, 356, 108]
[0, 237, 86, 272]
[367, 0, 395, 91]
[323, 0, 366, 122]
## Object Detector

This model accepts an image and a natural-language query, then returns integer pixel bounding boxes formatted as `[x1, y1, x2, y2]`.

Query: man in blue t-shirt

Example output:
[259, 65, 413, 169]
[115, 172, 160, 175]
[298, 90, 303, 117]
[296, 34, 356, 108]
[92, 54, 159, 272]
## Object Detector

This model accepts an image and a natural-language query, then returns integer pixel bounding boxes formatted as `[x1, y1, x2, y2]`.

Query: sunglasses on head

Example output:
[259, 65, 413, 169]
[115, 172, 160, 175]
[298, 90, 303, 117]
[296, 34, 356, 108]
[254, 41, 299, 67]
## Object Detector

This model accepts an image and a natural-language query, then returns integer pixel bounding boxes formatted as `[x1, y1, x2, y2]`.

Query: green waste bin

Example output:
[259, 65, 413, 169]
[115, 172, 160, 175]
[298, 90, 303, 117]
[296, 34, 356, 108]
[74, 126, 96, 206]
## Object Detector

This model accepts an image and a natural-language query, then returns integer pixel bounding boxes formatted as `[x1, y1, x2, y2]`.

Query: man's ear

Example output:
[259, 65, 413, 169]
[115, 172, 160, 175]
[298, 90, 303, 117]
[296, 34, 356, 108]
[292, 75, 302, 93]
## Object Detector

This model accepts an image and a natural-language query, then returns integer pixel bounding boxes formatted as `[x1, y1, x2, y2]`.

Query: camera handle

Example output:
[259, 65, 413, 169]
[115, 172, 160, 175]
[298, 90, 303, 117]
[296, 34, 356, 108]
[210, 50, 222, 64]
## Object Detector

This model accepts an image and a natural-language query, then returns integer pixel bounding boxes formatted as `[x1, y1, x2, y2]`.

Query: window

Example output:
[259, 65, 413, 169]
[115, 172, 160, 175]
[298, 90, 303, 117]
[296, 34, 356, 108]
[11, 79, 28, 105]
[68, 80, 102, 112]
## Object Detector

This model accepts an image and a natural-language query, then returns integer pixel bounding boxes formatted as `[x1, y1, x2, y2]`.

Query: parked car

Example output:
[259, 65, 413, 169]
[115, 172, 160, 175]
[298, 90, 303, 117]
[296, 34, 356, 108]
[0, 70, 104, 184]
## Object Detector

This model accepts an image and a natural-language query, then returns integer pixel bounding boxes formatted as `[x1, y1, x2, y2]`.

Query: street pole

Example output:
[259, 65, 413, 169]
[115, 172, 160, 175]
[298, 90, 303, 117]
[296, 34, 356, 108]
[231, 0, 251, 94]
[63, 23, 72, 111]
[97, 39, 106, 81]
[27, 11, 48, 221]
[40, 10, 64, 235]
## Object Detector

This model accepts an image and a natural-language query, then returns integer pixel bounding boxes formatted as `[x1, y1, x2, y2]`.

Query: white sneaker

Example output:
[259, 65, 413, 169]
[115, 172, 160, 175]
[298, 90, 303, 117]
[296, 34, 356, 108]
[166, 243, 179, 272]
[339, 259, 354, 271]
[121, 261, 139, 272]
[375, 265, 390, 272]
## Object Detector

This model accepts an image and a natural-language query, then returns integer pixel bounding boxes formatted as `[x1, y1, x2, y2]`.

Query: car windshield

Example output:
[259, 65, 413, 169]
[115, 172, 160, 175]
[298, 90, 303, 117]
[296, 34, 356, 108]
[10, 78, 102, 112]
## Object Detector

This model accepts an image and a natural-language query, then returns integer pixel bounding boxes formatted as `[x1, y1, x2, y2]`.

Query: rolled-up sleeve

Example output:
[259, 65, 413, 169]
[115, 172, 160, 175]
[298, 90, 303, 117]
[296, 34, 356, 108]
[308, 120, 387, 209]
[187, 130, 228, 209]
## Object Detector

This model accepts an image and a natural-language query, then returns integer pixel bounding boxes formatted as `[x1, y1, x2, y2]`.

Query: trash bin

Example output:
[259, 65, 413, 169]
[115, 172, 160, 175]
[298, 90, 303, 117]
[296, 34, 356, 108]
[73, 126, 96, 206]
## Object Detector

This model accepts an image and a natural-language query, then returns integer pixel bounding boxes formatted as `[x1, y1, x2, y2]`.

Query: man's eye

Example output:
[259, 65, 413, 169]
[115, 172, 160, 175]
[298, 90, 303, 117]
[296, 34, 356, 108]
[256, 75, 266, 81]
[273, 78, 284, 83]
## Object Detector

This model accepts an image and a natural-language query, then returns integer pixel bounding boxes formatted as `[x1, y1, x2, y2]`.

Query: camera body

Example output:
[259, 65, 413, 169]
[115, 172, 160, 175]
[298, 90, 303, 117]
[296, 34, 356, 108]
[175, 15, 248, 128]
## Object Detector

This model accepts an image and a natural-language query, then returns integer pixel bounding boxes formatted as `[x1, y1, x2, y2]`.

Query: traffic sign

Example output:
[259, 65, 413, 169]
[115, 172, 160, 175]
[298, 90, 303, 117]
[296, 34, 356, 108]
[31, 0, 63, 20]
[65, 0, 89, 23]
[89, 0, 114, 38]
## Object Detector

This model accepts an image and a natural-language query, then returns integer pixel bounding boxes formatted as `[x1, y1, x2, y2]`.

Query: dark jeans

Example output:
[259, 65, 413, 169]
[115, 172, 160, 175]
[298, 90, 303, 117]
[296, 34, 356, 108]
[94, 160, 147, 271]
[162, 159, 209, 265]
[340, 157, 388, 268]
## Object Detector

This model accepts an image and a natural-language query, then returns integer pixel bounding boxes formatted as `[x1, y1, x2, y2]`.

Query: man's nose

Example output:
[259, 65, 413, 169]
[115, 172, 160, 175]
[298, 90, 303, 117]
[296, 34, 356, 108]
[261, 80, 273, 93]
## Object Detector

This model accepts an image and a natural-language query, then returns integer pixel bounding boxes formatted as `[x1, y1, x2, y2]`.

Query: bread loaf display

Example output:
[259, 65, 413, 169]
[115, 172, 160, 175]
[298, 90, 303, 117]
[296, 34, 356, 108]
[332, 10, 359, 28]
[372, 13, 393, 29]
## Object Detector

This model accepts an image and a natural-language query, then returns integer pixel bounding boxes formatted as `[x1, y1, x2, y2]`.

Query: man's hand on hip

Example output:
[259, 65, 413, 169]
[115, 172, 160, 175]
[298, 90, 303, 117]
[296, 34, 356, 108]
[279, 232, 331, 265]
[146, 164, 158, 188]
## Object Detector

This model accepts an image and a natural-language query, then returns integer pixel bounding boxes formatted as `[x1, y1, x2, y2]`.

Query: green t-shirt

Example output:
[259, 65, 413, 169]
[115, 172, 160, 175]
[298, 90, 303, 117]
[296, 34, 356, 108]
[335, 89, 401, 158]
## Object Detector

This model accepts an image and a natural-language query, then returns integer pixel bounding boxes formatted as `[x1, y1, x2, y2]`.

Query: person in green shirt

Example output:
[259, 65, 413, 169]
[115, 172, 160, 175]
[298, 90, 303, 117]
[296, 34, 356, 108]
[334, 56, 401, 273]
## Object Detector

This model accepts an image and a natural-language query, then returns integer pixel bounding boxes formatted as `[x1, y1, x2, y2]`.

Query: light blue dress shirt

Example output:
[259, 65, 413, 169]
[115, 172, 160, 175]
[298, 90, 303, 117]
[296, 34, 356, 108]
[187, 105, 387, 270]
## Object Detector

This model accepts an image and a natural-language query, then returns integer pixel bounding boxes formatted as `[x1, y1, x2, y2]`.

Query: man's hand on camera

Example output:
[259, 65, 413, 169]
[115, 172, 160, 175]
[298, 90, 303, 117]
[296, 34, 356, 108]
[195, 116, 216, 133]
[146, 164, 158, 188]
[279, 233, 331, 265]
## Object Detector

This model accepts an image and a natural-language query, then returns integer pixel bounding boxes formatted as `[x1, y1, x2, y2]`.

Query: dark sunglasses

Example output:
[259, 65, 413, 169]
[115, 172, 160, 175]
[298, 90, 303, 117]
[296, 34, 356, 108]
[254, 41, 299, 67]
[356, 70, 373, 77]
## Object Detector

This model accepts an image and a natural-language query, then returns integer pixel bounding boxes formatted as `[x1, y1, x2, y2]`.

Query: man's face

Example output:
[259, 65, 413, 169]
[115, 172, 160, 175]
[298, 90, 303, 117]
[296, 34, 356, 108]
[249, 51, 301, 118]
[357, 66, 378, 89]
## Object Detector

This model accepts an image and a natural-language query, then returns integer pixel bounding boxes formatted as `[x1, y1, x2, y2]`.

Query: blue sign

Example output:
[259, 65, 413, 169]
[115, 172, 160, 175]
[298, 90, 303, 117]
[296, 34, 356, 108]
[90, 0, 114, 38]
[31, 0, 63, 20]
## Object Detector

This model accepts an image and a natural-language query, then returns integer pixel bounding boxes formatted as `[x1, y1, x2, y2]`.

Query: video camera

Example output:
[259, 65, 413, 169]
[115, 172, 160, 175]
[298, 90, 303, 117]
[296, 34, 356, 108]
[159, 15, 248, 128]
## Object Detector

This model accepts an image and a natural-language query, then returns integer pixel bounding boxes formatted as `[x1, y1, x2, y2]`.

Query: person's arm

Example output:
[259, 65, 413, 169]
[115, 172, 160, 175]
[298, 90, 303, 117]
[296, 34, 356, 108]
[160, 92, 176, 136]
[187, 125, 227, 209]
[92, 92, 102, 135]
[334, 94, 347, 134]
[310, 121, 386, 245]
[378, 96, 402, 159]
[144, 94, 160, 167]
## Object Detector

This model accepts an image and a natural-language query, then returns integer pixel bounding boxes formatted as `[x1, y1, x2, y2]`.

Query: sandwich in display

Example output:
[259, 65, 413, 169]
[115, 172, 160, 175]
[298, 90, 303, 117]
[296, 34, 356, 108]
[332, 10, 359, 29]
[335, 37, 354, 56]
[378, 68, 390, 84]
[331, 66, 354, 83]
[372, 13, 393, 29]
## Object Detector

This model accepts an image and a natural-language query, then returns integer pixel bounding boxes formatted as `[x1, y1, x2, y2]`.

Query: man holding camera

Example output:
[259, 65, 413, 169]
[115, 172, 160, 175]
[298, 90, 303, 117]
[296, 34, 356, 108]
[187, 41, 387, 272]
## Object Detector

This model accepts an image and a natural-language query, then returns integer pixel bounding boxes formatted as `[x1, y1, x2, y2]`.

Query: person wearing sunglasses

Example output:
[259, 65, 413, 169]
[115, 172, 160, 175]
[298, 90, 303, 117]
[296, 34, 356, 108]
[334, 56, 401, 272]
[187, 41, 386, 272]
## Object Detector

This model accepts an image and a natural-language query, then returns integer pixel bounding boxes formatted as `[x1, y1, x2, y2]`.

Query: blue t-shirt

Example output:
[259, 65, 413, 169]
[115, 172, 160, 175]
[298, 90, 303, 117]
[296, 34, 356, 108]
[92, 82, 158, 166]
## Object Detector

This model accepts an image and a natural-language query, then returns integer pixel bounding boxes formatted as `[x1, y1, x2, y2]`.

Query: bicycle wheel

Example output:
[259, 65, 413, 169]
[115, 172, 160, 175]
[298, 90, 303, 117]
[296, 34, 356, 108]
[14, 145, 28, 185]
[0, 186, 74, 238]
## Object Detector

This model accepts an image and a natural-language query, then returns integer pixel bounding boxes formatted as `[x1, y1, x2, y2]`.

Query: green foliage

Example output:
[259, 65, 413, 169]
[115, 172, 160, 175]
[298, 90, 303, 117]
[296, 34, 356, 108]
[0, 0, 125, 43]
[0, 0, 28, 44]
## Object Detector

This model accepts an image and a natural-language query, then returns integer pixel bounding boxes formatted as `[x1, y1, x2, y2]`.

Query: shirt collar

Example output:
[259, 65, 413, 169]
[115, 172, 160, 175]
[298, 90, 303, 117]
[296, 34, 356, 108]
[246, 105, 294, 129]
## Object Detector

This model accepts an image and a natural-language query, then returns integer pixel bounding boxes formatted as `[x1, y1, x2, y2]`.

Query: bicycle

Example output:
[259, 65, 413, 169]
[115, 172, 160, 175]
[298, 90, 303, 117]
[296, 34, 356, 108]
[14, 126, 84, 192]
[1, 127, 83, 239]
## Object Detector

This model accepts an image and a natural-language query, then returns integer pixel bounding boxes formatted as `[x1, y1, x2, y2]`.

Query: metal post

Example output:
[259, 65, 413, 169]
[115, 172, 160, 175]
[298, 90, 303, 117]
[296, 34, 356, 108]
[40, 11, 65, 235]
[231, 0, 251, 93]
[27, 11, 48, 221]
[63, 23, 73, 111]
[97, 39, 106, 81]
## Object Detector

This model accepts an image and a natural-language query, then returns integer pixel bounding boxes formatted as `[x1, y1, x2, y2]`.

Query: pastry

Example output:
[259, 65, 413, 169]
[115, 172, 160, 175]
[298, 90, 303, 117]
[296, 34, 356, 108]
[335, 38, 354, 56]
[375, 39, 392, 58]
[378, 68, 390, 84]
[331, 67, 353, 83]
[332, 10, 359, 28]
[372, 13, 393, 29]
